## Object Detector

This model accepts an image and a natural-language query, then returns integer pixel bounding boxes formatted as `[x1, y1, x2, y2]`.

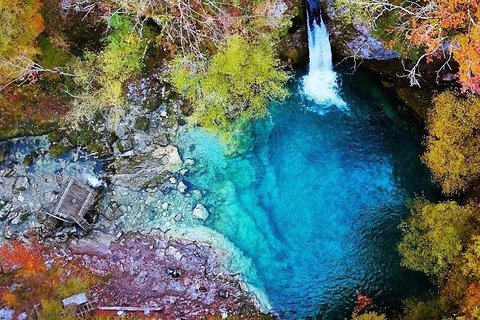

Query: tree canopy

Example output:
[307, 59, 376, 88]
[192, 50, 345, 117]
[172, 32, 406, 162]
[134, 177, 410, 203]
[0, 0, 44, 87]
[169, 34, 289, 141]
[423, 92, 480, 195]
[398, 199, 476, 277]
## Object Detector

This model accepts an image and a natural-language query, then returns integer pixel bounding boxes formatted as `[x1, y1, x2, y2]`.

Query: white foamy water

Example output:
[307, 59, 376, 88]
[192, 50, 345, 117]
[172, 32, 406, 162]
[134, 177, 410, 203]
[302, 15, 347, 109]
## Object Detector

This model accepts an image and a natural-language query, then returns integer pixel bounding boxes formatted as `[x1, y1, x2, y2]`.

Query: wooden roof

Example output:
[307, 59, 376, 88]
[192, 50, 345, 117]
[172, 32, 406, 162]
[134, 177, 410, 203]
[50, 178, 95, 230]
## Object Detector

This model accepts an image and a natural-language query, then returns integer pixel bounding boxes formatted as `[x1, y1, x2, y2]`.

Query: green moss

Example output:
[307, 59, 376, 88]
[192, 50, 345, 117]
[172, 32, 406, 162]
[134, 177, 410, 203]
[47, 130, 63, 143]
[38, 34, 71, 69]
[49, 143, 72, 157]
[85, 142, 110, 157]
[77, 129, 100, 146]
[23, 154, 34, 166]
[134, 116, 150, 131]
[66, 131, 79, 146]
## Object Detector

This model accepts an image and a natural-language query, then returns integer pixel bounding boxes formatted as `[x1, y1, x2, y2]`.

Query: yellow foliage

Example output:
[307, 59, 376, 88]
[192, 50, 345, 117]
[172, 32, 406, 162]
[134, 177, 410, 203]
[398, 199, 476, 277]
[462, 236, 480, 280]
[423, 92, 480, 195]
[0, 0, 44, 86]
[38, 299, 63, 320]
[353, 312, 387, 320]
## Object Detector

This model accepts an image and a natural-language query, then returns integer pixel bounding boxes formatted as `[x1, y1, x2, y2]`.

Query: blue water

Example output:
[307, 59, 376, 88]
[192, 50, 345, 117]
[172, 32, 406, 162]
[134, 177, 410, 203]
[179, 71, 437, 319]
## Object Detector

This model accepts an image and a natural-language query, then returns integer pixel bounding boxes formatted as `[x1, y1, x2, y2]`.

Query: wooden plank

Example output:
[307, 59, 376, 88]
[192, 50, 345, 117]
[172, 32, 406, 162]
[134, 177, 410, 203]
[53, 179, 74, 216]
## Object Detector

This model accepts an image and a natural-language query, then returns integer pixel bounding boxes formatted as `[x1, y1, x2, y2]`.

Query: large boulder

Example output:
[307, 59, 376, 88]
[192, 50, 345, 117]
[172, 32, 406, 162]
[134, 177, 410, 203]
[111, 145, 183, 190]
[330, 23, 398, 60]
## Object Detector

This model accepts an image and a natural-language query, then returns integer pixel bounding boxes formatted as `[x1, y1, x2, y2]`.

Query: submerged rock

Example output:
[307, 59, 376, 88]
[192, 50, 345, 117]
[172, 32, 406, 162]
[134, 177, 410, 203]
[178, 180, 188, 193]
[193, 204, 209, 221]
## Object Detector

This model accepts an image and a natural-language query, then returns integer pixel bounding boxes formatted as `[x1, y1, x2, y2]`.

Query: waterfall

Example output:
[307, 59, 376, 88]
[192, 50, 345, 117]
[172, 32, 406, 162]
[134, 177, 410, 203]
[302, 12, 346, 108]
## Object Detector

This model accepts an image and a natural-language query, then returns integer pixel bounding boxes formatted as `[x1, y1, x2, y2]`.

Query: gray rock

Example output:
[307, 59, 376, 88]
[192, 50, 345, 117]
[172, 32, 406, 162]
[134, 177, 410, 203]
[0, 307, 14, 320]
[145, 195, 156, 206]
[192, 204, 209, 221]
[177, 181, 187, 193]
[111, 145, 183, 190]
[4, 226, 14, 239]
[13, 176, 29, 192]
[161, 202, 170, 210]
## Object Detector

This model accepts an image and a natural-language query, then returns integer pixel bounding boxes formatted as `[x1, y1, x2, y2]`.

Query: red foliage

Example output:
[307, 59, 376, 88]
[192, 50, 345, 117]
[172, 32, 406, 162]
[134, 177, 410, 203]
[353, 291, 374, 314]
[0, 241, 46, 276]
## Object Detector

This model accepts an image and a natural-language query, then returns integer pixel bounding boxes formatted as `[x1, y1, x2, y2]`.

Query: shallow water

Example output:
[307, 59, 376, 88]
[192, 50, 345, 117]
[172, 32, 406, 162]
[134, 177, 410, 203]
[179, 71, 438, 319]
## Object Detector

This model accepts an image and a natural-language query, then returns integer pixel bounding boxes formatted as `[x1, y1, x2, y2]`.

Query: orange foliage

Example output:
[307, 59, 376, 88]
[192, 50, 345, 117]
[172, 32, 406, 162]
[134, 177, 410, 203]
[379, 0, 480, 92]
[0, 241, 45, 276]
[461, 283, 480, 317]
[453, 25, 480, 93]
[1, 290, 19, 308]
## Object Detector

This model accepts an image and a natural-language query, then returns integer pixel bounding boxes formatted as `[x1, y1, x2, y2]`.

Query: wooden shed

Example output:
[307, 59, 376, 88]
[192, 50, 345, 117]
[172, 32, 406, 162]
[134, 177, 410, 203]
[62, 293, 94, 318]
[48, 178, 95, 230]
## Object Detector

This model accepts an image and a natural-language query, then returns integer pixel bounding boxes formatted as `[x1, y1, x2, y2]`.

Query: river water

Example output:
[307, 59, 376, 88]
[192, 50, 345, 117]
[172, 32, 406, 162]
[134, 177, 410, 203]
[178, 69, 438, 319]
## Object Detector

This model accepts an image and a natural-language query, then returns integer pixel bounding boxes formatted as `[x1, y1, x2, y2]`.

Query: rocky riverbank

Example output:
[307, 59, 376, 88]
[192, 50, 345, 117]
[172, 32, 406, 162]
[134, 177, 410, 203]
[51, 232, 265, 319]
[0, 67, 271, 318]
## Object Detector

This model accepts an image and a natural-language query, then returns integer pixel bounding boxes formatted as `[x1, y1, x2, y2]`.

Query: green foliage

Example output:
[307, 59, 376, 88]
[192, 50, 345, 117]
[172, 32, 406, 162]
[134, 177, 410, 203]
[423, 92, 480, 195]
[333, 0, 369, 25]
[38, 299, 63, 320]
[38, 34, 71, 69]
[169, 35, 289, 144]
[398, 199, 476, 277]
[401, 297, 449, 320]
[462, 236, 480, 280]
[56, 276, 94, 299]
[69, 13, 149, 125]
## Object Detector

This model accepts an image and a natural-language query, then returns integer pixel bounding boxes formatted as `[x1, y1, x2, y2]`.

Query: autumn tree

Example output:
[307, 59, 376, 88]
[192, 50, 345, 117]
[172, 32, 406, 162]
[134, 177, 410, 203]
[335, 0, 480, 92]
[0, 0, 45, 87]
[0, 241, 97, 318]
[423, 92, 480, 195]
[398, 199, 476, 277]
[0, 241, 45, 276]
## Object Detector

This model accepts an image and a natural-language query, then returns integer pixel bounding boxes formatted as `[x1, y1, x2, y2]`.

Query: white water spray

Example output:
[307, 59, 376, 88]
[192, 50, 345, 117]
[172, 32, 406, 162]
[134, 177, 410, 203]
[302, 14, 346, 108]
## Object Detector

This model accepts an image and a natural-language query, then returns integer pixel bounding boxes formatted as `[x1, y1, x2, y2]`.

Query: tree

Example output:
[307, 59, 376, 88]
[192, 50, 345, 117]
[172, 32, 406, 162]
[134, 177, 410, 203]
[423, 92, 480, 195]
[169, 34, 289, 142]
[0, 241, 97, 317]
[68, 13, 149, 125]
[401, 297, 449, 320]
[398, 199, 475, 277]
[334, 0, 480, 92]
[0, 241, 45, 276]
[0, 0, 45, 87]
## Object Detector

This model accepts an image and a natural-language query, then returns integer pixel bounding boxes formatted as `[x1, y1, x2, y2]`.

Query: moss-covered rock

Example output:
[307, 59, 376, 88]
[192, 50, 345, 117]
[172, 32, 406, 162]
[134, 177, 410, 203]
[47, 130, 63, 143]
[77, 129, 100, 146]
[85, 142, 111, 157]
[134, 116, 150, 131]
[107, 132, 119, 147]
[23, 154, 34, 166]
[49, 143, 72, 157]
